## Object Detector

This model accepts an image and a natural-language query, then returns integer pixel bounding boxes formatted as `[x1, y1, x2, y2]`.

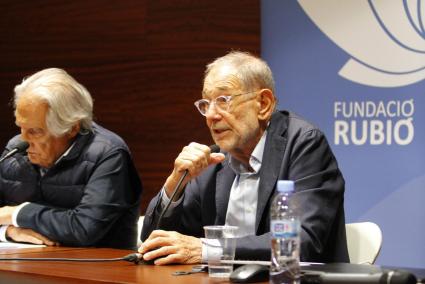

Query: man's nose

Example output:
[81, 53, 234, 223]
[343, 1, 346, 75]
[20, 129, 31, 143]
[205, 102, 221, 119]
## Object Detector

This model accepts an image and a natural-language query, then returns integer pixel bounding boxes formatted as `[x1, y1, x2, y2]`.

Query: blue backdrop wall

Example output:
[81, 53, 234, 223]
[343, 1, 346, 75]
[262, 0, 425, 268]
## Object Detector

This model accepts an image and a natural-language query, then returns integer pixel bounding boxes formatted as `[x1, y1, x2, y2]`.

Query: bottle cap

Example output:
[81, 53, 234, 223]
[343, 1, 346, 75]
[277, 180, 294, 193]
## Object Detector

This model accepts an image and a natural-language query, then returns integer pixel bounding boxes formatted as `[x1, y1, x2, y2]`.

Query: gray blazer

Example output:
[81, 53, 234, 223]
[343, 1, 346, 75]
[142, 110, 349, 262]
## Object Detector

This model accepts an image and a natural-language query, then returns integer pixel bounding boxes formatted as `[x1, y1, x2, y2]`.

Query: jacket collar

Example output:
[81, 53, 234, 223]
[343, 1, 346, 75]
[57, 129, 94, 164]
[255, 111, 288, 231]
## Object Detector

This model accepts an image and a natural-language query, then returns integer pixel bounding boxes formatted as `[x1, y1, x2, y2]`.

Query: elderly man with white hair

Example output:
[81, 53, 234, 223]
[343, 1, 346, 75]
[0, 68, 142, 249]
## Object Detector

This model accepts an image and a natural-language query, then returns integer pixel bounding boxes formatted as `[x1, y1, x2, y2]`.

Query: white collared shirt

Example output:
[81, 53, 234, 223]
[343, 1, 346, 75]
[201, 131, 267, 262]
[224, 130, 267, 237]
[158, 132, 268, 263]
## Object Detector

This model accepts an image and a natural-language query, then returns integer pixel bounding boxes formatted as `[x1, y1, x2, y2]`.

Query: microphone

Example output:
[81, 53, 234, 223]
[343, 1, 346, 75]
[0, 141, 29, 163]
[138, 145, 220, 265]
[155, 144, 220, 229]
[302, 270, 417, 284]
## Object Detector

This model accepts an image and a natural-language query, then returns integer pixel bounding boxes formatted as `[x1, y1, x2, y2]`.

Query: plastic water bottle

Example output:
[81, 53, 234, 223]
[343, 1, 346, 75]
[270, 180, 301, 284]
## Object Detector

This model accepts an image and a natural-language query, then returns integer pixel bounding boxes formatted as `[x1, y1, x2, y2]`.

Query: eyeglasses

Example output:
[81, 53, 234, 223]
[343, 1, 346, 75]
[194, 91, 258, 116]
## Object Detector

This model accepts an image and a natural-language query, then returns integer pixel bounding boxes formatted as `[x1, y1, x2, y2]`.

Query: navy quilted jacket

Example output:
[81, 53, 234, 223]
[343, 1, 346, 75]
[0, 123, 142, 249]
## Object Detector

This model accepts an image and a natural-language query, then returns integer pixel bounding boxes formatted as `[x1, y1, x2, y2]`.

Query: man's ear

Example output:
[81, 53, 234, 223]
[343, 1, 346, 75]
[257, 89, 276, 121]
[68, 123, 81, 139]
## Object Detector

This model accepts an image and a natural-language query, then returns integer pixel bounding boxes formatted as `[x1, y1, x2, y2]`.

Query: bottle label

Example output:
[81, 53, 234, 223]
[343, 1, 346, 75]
[270, 220, 300, 238]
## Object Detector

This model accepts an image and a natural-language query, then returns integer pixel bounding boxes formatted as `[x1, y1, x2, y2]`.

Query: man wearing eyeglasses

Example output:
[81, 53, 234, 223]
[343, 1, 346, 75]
[139, 51, 349, 264]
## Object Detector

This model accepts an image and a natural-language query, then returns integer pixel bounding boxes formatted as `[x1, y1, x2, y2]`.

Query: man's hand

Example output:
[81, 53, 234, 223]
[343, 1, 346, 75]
[6, 226, 58, 246]
[0, 206, 16, 225]
[138, 230, 202, 265]
[164, 142, 225, 198]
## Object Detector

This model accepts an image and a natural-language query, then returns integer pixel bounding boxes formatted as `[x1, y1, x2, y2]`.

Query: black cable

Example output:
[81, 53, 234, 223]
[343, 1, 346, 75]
[138, 145, 220, 265]
[156, 170, 188, 229]
[0, 253, 142, 264]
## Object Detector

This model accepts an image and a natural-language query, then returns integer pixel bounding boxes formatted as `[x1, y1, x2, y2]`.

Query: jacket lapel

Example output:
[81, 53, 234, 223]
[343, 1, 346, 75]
[215, 159, 236, 225]
[255, 112, 288, 231]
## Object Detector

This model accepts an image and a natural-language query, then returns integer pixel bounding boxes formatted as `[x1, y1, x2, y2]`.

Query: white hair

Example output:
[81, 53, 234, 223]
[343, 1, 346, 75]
[204, 51, 276, 94]
[14, 68, 93, 137]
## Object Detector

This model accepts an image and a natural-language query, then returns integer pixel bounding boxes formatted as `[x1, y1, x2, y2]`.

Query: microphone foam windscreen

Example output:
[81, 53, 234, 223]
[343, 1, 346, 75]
[209, 144, 220, 153]
[16, 141, 29, 152]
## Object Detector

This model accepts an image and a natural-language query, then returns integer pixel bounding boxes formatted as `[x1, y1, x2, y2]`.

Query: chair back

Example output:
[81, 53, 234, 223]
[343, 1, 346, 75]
[345, 222, 383, 264]
[137, 216, 144, 247]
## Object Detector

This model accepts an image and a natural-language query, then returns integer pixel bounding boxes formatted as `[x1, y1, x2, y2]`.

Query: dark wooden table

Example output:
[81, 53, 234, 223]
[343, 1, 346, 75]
[2, 247, 422, 283]
[0, 246, 245, 283]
